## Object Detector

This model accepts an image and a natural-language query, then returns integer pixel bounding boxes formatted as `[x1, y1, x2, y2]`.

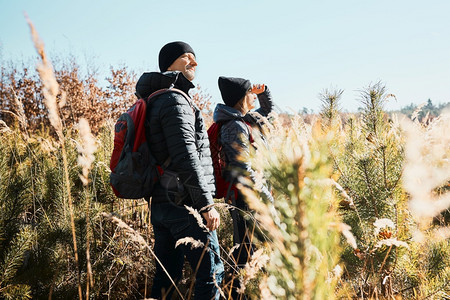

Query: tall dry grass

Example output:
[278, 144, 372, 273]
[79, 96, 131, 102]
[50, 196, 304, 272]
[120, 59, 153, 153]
[0, 17, 449, 300]
[27, 16, 84, 300]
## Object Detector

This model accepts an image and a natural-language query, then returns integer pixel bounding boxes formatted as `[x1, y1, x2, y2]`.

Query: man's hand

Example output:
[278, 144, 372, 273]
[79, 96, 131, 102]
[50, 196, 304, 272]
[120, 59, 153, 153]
[201, 207, 220, 231]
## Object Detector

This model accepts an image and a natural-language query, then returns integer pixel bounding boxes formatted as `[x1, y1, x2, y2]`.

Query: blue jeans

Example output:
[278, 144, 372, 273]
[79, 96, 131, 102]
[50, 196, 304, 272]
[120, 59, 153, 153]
[150, 201, 224, 299]
[229, 191, 254, 300]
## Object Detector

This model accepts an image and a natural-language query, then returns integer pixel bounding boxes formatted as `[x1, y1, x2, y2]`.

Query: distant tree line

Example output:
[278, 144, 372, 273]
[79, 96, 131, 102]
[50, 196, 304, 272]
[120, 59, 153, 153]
[395, 99, 450, 121]
[299, 99, 450, 120]
[0, 57, 212, 134]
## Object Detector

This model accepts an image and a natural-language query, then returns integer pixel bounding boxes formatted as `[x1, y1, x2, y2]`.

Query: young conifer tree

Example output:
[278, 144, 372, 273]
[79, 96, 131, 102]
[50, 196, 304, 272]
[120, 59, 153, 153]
[326, 82, 409, 298]
[241, 112, 343, 299]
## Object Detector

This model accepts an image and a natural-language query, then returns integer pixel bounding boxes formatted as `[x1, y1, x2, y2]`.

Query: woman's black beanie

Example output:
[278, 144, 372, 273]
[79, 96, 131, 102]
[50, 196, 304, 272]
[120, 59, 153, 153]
[158, 41, 195, 72]
[218, 76, 251, 107]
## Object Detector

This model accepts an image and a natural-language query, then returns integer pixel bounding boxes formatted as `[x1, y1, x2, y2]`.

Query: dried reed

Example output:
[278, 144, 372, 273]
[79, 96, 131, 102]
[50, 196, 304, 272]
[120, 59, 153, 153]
[26, 15, 82, 300]
[184, 205, 208, 231]
[175, 237, 205, 250]
[10, 86, 28, 134]
[76, 118, 97, 297]
[402, 110, 450, 222]
[76, 118, 97, 186]
[237, 248, 269, 294]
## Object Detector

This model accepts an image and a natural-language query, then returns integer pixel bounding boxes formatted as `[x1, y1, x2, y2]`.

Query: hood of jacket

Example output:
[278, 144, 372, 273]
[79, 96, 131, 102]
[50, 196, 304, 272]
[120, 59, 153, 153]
[135, 71, 195, 99]
[213, 103, 245, 123]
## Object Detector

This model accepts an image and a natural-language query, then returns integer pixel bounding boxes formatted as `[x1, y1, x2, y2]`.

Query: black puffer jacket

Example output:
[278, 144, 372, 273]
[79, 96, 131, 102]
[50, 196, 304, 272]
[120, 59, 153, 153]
[212, 87, 273, 201]
[138, 71, 215, 210]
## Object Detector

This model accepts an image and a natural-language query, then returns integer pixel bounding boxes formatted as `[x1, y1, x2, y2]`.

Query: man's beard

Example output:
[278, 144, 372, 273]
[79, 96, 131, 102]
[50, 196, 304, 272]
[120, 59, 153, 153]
[183, 68, 195, 81]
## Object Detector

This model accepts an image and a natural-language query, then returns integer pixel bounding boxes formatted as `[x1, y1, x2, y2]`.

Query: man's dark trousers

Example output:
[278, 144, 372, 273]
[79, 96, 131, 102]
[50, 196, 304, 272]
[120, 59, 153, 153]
[150, 201, 224, 299]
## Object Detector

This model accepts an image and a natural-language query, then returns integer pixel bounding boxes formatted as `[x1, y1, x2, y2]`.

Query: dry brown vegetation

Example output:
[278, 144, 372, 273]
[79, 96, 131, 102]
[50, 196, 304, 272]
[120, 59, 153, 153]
[0, 20, 449, 300]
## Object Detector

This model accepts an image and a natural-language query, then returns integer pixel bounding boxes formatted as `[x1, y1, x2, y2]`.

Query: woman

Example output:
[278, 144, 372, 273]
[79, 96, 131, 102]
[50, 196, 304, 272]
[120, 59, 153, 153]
[213, 76, 273, 299]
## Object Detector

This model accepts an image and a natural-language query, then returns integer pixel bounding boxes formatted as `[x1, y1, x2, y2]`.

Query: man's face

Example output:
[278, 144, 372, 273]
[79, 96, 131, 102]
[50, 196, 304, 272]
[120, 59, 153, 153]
[167, 52, 197, 81]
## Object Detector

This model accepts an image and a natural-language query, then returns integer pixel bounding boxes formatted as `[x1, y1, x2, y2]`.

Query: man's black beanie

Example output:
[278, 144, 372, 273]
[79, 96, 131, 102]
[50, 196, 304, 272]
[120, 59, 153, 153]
[218, 76, 251, 108]
[158, 41, 195, 72]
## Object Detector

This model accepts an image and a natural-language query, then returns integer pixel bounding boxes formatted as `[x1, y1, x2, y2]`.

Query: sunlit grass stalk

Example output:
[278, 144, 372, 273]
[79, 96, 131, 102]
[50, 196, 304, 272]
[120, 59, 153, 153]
[84, 186, 93, 300]
[402, 110, 450, 223]
[10, 86, 29, 137]
[26, 16, 83, 300]
[76, 118, 97, 298]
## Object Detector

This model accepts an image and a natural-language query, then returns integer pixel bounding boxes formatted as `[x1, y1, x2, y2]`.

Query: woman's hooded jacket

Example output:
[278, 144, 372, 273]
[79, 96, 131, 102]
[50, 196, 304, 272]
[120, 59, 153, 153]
[212, 87, 274, 201]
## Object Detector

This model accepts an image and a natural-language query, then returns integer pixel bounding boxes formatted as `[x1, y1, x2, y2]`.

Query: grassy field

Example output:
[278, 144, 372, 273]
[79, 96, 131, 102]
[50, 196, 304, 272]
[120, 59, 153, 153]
[0, 21, 448, 299]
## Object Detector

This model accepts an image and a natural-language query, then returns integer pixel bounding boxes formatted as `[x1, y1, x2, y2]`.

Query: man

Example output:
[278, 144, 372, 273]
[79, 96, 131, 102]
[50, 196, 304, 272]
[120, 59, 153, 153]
[135, 41, 224, 299]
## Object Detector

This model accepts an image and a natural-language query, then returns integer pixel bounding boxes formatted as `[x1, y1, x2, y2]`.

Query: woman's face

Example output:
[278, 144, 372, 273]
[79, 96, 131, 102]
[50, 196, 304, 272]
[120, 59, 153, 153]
[243, 90, 256, 112]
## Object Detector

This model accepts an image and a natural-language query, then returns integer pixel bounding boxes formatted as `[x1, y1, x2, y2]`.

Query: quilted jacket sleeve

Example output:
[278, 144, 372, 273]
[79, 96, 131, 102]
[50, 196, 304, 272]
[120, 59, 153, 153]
[255, 86, 273, 117]
[159, 93, 214, 210]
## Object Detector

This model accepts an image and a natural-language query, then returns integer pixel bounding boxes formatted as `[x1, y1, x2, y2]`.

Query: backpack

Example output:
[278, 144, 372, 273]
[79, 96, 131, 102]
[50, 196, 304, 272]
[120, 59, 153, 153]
[207, 120, 253, 201]
[109, 88, 190, 199]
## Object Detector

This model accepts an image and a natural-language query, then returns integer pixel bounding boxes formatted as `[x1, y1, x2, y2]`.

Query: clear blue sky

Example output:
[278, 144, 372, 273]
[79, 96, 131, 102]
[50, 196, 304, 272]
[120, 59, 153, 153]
[1, 0, 450, 112]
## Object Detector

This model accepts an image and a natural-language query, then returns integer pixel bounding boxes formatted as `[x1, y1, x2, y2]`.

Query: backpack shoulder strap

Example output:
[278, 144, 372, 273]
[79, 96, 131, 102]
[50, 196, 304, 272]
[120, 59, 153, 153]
[243, 121, 254, 143]
[142, 87, 194, 171]
[146, 88, 195, 113]
[210, 122, 223, 144]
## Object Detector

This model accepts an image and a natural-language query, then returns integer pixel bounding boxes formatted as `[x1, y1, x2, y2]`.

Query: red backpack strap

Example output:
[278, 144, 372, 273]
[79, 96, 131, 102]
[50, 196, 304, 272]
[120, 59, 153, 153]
[244, 121, 254, 143]
[142, 87, 195, 174]
[128, 99, 148, 152]
[146, 87, 195, 114]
